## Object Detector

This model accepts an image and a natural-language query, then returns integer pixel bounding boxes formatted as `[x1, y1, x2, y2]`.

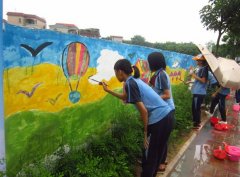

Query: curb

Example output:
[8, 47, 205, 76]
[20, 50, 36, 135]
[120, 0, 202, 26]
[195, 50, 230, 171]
[157, 115, 209, 177]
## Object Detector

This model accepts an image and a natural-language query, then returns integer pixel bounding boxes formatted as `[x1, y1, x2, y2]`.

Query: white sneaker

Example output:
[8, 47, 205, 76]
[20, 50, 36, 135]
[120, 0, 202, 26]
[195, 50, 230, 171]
[219, 121, 227, 124]
[205, 111, 212, 117]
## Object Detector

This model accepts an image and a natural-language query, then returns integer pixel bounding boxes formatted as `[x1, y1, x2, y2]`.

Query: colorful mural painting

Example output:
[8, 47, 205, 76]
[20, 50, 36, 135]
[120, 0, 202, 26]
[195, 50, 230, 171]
[2, 22, 196, 175]
[0, 0, 6, 172]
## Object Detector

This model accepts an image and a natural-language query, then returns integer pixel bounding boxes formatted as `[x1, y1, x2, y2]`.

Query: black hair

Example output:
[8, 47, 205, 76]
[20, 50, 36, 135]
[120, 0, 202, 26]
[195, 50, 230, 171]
[147, 52, 166, 71]
[202, 60, 208, 66]
[114, 59, 140, 78]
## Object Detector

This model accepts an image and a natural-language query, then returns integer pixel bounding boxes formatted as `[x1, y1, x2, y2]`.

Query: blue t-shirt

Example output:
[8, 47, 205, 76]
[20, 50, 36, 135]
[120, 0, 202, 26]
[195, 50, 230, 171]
[150, 69, 175, 111]
[125, 76, 171, 125]
[208, 71, 217, 85]
[219, 87, 230, 95]
[191, 66, 208, 95]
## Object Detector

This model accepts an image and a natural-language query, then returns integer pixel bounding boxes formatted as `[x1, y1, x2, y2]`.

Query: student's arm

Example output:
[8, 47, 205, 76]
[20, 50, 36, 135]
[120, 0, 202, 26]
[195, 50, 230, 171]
[161, 90, 171, 100]
[101, 82, 127, 100]
[135, 102, 149, 149]
[191, 73, 207, 83]
[180, 78, 194, 85]
[191, 67, 208, 84]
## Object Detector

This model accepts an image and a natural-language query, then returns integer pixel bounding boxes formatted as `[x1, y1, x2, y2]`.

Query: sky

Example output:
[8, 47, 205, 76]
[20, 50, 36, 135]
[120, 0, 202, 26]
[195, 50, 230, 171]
[3, 0, 217, 45]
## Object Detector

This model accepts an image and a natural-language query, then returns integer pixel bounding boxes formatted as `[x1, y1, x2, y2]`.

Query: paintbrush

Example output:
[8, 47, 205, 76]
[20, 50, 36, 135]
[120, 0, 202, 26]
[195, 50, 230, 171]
[88, 76, 108, 86]
[179, 78, 191, 85]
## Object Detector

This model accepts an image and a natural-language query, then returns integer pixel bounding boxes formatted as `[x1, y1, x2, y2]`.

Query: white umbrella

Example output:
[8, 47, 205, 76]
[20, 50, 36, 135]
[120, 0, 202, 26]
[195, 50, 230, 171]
[196, 44, 240, 89]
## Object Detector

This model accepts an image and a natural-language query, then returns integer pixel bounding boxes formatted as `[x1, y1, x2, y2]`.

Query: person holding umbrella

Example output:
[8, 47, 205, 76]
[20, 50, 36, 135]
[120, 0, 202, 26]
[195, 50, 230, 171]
[189, 54, 208, 129]
[208, 86, 230, 123]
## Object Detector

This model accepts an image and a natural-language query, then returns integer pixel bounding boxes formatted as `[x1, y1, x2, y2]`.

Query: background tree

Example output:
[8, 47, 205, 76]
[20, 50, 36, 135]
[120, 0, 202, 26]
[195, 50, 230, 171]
[124, 38, 199, 56]
[153, 42, 199, 56]
[200, 0, 240, 56]
[130, 35, 146, 46]
[221, 32, 240, 58]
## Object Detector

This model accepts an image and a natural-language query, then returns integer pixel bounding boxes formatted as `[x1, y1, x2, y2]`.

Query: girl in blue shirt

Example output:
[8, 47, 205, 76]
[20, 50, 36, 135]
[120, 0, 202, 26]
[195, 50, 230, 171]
[147, 52, 175, 172]
[190, 54, 208, 129]
[101, 59, 173, 177]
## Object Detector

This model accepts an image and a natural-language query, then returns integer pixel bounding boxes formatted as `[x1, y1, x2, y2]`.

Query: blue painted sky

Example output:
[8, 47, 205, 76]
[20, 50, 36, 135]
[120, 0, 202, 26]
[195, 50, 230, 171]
[3, 23, 196, 70]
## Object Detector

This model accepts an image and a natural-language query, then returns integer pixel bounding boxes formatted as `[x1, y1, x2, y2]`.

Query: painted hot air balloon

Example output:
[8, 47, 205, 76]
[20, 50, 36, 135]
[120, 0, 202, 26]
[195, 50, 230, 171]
[62, 42, 90, 103]
[135, 59, 150, 83]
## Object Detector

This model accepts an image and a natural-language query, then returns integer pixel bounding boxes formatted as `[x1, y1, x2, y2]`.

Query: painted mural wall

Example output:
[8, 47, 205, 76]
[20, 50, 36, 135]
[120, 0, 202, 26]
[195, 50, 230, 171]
[0, 0, 6, 172]
[2, 22, 196, 175]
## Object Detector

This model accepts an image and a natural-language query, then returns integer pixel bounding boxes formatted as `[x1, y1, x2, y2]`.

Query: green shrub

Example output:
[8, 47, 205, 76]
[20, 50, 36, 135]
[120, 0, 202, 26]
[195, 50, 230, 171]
[172, 83, 192, 132]
[18, 109, 142, 177]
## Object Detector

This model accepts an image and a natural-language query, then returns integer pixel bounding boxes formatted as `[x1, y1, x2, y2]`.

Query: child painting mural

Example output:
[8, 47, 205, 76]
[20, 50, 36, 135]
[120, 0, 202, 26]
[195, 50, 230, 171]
[100, 59, 173, 177]
[147, 52, 175, 172]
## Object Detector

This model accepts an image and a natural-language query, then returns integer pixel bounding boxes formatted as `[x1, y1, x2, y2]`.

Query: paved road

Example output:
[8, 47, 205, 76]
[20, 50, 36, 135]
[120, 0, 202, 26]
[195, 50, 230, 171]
[167, 99, 240, 177]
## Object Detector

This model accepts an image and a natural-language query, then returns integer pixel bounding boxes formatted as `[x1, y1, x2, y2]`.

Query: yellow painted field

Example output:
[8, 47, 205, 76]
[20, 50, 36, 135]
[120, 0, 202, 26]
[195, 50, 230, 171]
[3, 63, 186, 117]
[3, 63, 121, 117]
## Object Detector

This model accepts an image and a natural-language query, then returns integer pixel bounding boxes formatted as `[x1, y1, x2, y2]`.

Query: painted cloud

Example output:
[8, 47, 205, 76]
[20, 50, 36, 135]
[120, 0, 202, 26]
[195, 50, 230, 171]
[89, 49, 124, 84]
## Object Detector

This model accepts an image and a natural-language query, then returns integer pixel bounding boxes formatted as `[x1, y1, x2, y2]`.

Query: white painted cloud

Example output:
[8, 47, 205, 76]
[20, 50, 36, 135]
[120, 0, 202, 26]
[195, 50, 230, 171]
[89, 49, 123, 84]
[172, 60, 180, 68]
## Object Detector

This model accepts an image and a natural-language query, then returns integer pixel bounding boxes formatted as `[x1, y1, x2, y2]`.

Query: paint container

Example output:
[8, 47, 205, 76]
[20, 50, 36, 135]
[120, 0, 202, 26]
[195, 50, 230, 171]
[226, 94, 231, 100]
[210, 116, 219, 126]
[224, 142, 240, 162]
[227, 153, 240, 162]
[213, 146, 226, 160]
[232, 104, 240, 112]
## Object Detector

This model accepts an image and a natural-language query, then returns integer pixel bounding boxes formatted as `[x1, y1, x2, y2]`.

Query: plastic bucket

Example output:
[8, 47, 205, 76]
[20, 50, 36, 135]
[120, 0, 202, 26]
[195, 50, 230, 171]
[232, 104, 240, 111]
[224, 142, 240, 161]
[210, 117, 219, 126]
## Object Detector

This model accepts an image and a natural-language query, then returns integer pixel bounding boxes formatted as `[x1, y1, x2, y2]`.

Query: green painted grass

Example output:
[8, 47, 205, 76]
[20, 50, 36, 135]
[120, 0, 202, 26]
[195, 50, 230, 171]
[5, 83, 192, 176]
[5, 94, 136, 176]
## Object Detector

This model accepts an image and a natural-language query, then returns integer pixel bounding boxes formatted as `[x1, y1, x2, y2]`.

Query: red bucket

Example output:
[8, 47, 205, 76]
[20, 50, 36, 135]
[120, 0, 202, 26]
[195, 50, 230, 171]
[210, 117, 219, 126]
[213, 146, 226, 160]
[226, 94, 231, 100]
[214, 123, 229, 131]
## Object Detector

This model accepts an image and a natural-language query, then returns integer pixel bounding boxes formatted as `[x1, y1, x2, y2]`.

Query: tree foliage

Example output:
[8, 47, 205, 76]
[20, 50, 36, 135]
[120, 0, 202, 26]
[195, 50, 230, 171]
[153, 42, 199, 56]
[211, 33, 240, 59]
[200, 0, 240, 55]
[130, 35, 146, 46]
[123, 35, 199, 56]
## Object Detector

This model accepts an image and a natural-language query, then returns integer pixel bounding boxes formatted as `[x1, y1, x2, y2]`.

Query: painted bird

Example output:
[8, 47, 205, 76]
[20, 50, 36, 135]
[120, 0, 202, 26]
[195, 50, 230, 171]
[20, 42, 53, 57]
[47, 93, 63, 105]
[16, 82, 43, 98]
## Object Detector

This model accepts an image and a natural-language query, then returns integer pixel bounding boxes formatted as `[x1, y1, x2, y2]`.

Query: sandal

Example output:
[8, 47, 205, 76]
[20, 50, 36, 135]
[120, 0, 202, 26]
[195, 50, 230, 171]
[158, 164, 166, 172]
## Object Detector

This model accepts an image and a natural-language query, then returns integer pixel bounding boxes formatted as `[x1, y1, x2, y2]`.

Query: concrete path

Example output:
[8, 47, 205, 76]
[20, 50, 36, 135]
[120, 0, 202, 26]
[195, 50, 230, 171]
[166, 97, 240, 177]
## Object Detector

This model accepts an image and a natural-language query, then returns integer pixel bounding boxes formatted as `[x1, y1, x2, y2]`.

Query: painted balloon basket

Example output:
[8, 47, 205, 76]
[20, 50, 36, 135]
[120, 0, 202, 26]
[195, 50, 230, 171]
[62, 42, 90, 103]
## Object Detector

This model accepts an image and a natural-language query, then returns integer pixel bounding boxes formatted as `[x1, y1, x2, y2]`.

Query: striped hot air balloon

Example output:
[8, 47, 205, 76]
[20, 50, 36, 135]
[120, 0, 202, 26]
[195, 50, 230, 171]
[62, 42, 90, 103]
